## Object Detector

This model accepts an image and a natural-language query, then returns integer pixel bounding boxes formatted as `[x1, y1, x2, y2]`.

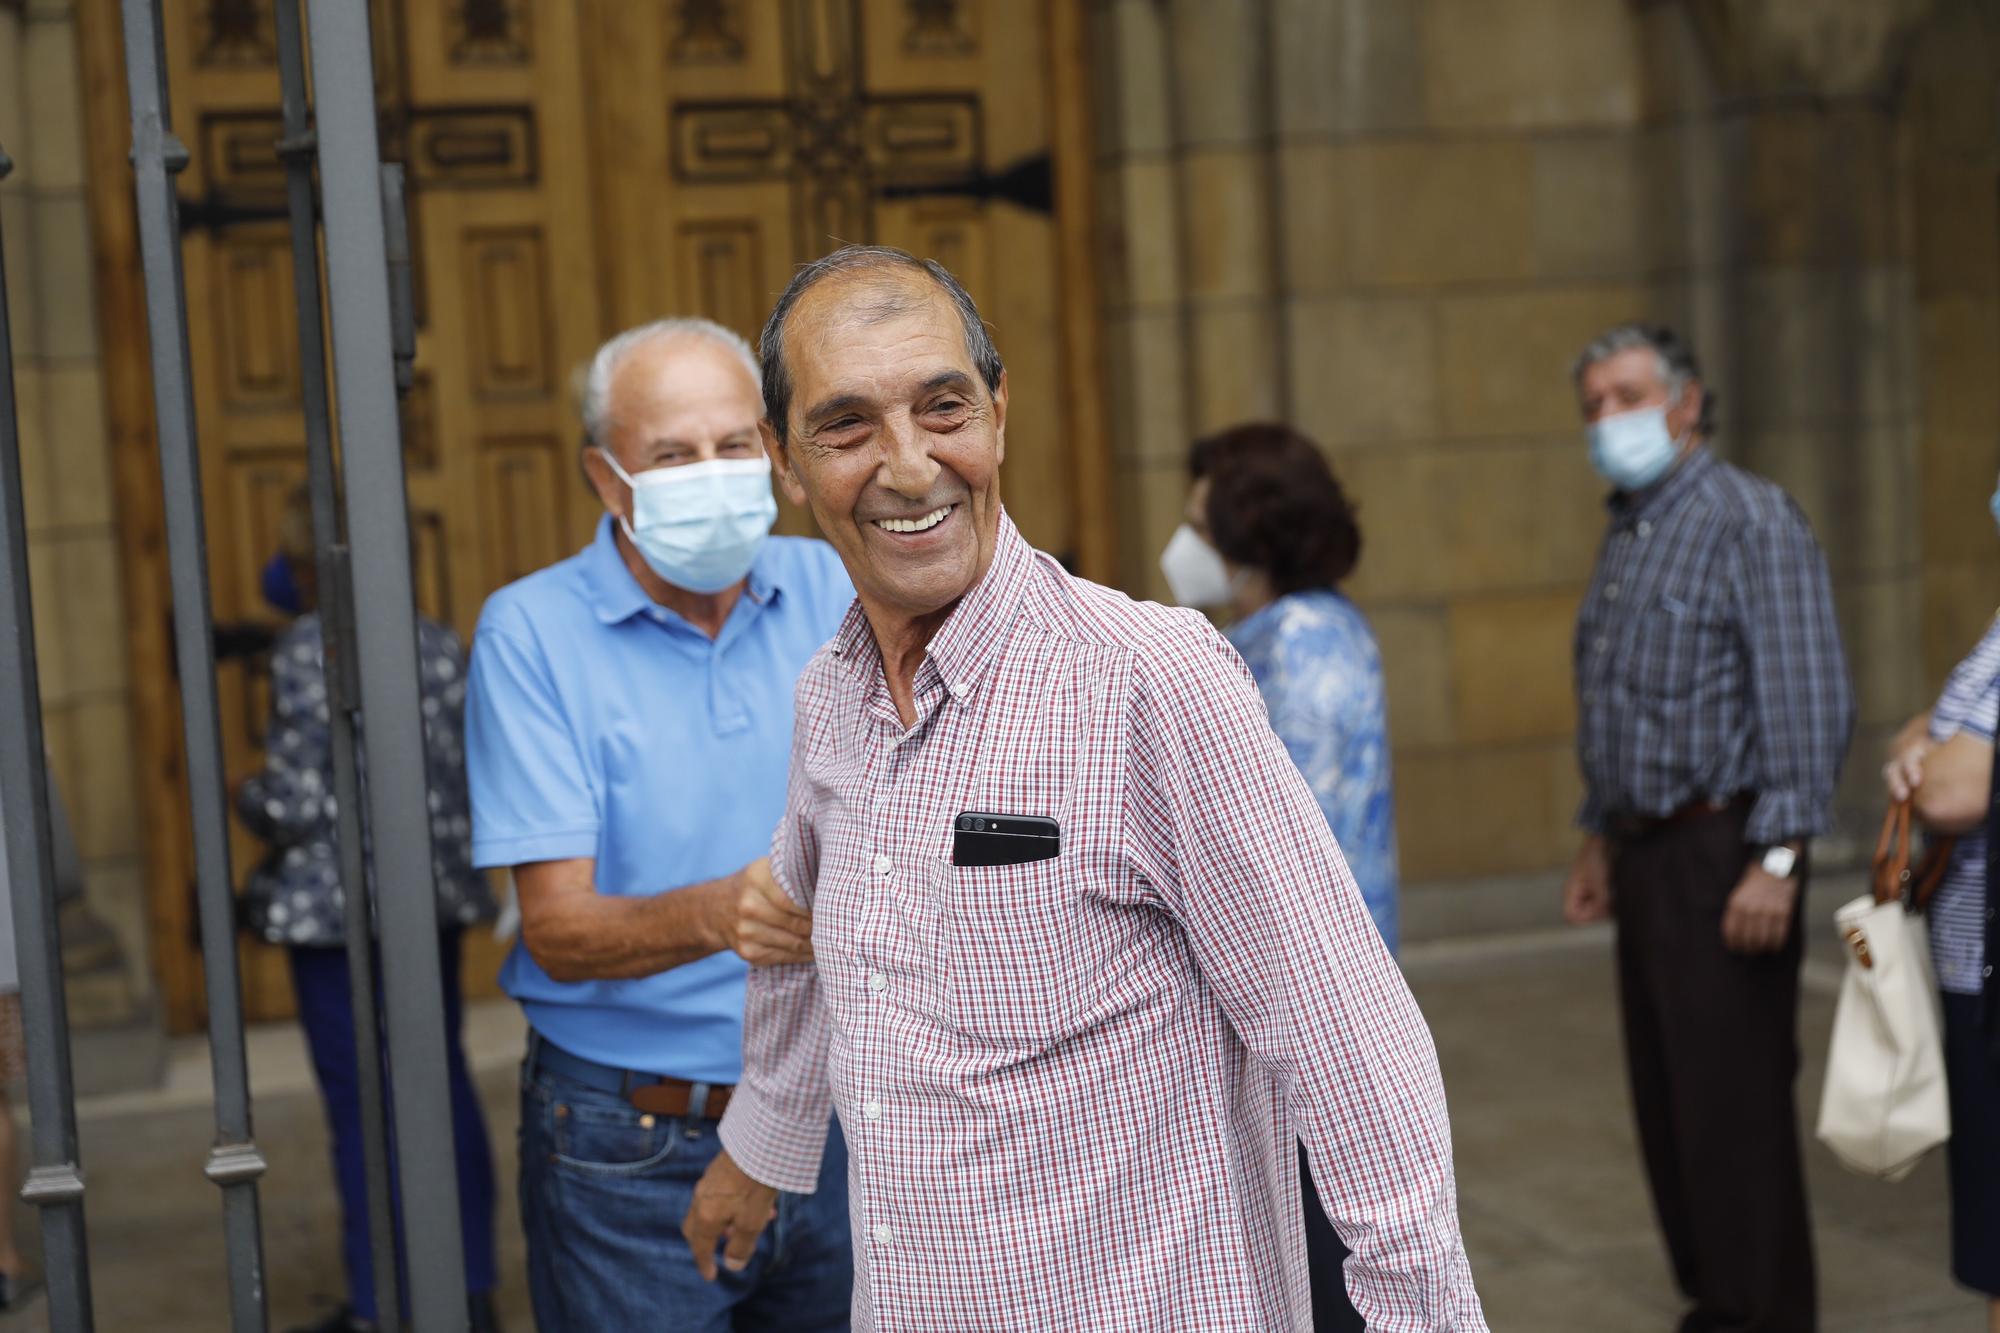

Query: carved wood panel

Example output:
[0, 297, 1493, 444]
[213, 228, 301, 411]
[479, 435, 569, 587]
[144, 0, 604, 1029]
[583, 0, 1075, 557]
[462, 226, 554, 400]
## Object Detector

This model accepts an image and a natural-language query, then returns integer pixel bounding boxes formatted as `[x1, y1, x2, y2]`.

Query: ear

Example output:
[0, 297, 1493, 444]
[989, 369, 1009, 467]
[762, 418, 808, 507]
[580, 445, 628, 519]
[1674, 378, 1705, 445]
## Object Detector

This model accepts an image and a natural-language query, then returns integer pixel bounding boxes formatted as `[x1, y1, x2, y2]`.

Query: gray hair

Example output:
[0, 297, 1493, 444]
[580, 317, 760, 449]
[757, 245, 1005, 442]
[1571, 322, 1719, 438]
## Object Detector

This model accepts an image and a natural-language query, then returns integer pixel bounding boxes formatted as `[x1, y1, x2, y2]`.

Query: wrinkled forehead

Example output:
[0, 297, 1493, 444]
[611, 336, 760, 419]
[788, 272, 974, 391]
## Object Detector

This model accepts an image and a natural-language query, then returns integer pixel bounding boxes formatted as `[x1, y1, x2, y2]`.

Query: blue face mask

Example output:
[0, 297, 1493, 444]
[1587, 400, 1684, 493]
[600, 451, 778, 594]
[1990, 482, 2000, 534]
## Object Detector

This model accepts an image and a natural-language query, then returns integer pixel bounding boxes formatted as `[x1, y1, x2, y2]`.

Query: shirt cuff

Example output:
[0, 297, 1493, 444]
[470, 826, 598, 870]
[1746, 788, 1825, 846]
[1575, 793, 1609, 835]
[717, 1089, 829, 1195]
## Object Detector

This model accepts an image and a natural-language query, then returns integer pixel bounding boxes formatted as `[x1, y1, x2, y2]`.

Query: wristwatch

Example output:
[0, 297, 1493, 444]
[1760, 844, 1799, 880]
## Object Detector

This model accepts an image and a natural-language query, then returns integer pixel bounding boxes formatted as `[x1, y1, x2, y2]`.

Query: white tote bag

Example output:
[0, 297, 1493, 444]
[1815, 891, 1950, 1181]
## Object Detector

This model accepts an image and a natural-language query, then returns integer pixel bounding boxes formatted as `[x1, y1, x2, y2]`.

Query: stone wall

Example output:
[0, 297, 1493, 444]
[1090, 0, 1994, 893]
[0, 0, 151, 1012]
[1905, 3, 2000, 693]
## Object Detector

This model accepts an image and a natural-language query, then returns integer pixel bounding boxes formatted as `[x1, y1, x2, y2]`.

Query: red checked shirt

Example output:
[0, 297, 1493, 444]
[719, 515, 1486, 1331]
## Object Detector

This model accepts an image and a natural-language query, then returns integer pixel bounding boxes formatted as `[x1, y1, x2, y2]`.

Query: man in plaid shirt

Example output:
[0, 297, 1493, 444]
[1562, 324, 1853, 1332]
[680, 245, 1488, 1331]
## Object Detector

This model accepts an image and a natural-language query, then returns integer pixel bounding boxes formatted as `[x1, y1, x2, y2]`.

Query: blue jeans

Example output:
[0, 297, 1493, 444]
[289, 931, 499, 1321]
[519, 1054, 852, 1331]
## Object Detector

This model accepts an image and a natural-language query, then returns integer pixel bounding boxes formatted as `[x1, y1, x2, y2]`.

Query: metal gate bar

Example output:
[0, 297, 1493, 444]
[269, 0, 405, 1322]
[117, 2, 271, 1326]
[303, 3, 470, 1328]
[0, 139, 96, 1333]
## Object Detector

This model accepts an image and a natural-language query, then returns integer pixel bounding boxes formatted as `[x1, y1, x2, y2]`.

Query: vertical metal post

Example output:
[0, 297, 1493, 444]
[0, 142, 96, 1333]
[117, 3, 269, 1328]
[303, 4, 468, 1329]
[269, 1, 403, 1325]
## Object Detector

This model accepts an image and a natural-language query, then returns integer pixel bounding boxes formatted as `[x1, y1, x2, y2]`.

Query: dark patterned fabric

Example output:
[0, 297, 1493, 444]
[1574, 448, 1854, 846]
[236, 613, 495, 945]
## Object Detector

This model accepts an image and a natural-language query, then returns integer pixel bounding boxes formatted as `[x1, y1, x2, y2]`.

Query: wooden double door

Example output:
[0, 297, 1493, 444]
[101, 0, 1104, 1030]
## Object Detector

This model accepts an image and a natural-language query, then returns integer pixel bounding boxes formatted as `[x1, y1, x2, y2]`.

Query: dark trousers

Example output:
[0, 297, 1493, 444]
[1611, 806, 1816, 1332]
[1300, 1143, 1366, 1331]
[290, 930, 499, 1321]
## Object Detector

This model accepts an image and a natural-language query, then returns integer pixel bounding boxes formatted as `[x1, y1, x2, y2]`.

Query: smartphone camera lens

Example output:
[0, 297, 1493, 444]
[972, 818, 986, 831]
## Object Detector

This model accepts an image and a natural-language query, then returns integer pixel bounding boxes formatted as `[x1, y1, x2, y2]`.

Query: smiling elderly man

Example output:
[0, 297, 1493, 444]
[679, 246, 1487, 1331]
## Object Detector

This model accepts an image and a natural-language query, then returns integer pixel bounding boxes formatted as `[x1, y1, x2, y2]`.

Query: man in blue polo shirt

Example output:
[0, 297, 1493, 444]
[466, 318, 855, 1329]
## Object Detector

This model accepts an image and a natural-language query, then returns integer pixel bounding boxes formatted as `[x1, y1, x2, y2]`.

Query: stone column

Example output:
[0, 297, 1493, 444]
[1679, 0, 1941, 856]
[0, 0, 158, 1085]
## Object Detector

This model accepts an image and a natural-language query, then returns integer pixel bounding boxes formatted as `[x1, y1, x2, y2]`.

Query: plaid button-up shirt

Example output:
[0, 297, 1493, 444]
[719, 515, 1486, 1331]
[1573, 448, 1854, 845]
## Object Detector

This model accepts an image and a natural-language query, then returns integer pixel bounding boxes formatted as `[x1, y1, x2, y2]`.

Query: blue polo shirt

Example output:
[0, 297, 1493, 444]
[465, 517, 853, 1083]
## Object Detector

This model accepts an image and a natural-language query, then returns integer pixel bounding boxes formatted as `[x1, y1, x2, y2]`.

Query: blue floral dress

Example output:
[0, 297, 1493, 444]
[1227, 590, 1399, 954]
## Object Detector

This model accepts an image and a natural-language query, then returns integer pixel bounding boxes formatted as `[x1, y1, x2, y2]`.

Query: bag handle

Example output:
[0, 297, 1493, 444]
[1871, 798, 1957, 910]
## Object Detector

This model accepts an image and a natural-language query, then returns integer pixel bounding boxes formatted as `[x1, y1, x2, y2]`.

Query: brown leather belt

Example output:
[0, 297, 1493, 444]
[1608, 793, 1752, 841]
[627, 1078, 732, 1120]
[528, 1035, 734, 1119]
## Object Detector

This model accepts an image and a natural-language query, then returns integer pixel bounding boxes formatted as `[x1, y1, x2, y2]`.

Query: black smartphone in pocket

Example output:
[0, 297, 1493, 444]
[951, 812, 1061, 867]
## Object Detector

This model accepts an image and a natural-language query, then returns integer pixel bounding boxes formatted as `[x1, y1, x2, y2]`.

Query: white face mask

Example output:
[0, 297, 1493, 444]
[1159, 524, 1234, 608]
[1587, 392, 1686, 493]
[599, 450, 778, 594]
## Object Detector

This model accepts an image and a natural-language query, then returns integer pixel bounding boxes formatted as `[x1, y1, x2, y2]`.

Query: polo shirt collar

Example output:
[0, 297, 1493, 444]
[581, 514, 782, 626]
[830, 508, 1034, 707]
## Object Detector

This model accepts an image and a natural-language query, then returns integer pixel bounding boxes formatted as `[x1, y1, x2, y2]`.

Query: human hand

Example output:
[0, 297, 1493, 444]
[714, 858, 814, 966]
[1882, 737, 1931, 803]
[1721, 862, 1798, 954]
[1561, 835, 1613, 924]
[681, 1148, 778, 1280]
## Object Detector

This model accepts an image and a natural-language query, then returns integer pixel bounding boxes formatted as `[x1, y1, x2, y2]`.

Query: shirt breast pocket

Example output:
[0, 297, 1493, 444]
[942, 856, 1084, 1047]
[1628, 594, 1715, 703]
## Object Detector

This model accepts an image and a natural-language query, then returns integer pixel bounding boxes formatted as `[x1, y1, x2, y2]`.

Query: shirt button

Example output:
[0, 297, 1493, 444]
[1604, 584, 1620, 601]
[1595, 636, 1609, 654]
[1637, 521, 1653, 538]
[868, 972, 888, 992]
[873, 1224, 894, 1245]
[863, 1099, 882, 1121]
[872, 854, 892, 875]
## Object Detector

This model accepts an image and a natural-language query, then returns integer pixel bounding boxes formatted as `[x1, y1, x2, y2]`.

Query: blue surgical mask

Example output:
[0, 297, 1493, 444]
[1587, 400, 1684, 493]
[599, 451, 778, 594]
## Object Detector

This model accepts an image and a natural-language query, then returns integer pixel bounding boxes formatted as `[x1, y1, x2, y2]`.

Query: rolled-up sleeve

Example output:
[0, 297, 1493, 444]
[1124, 615, 1488, 1331]
[1726, 510, 1855, 845]
[718, 690, 834, 1193]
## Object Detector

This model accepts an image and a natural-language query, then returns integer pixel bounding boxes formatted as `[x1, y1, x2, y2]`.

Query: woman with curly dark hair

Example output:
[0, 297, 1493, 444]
[1166, 422, 1394, 1333]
